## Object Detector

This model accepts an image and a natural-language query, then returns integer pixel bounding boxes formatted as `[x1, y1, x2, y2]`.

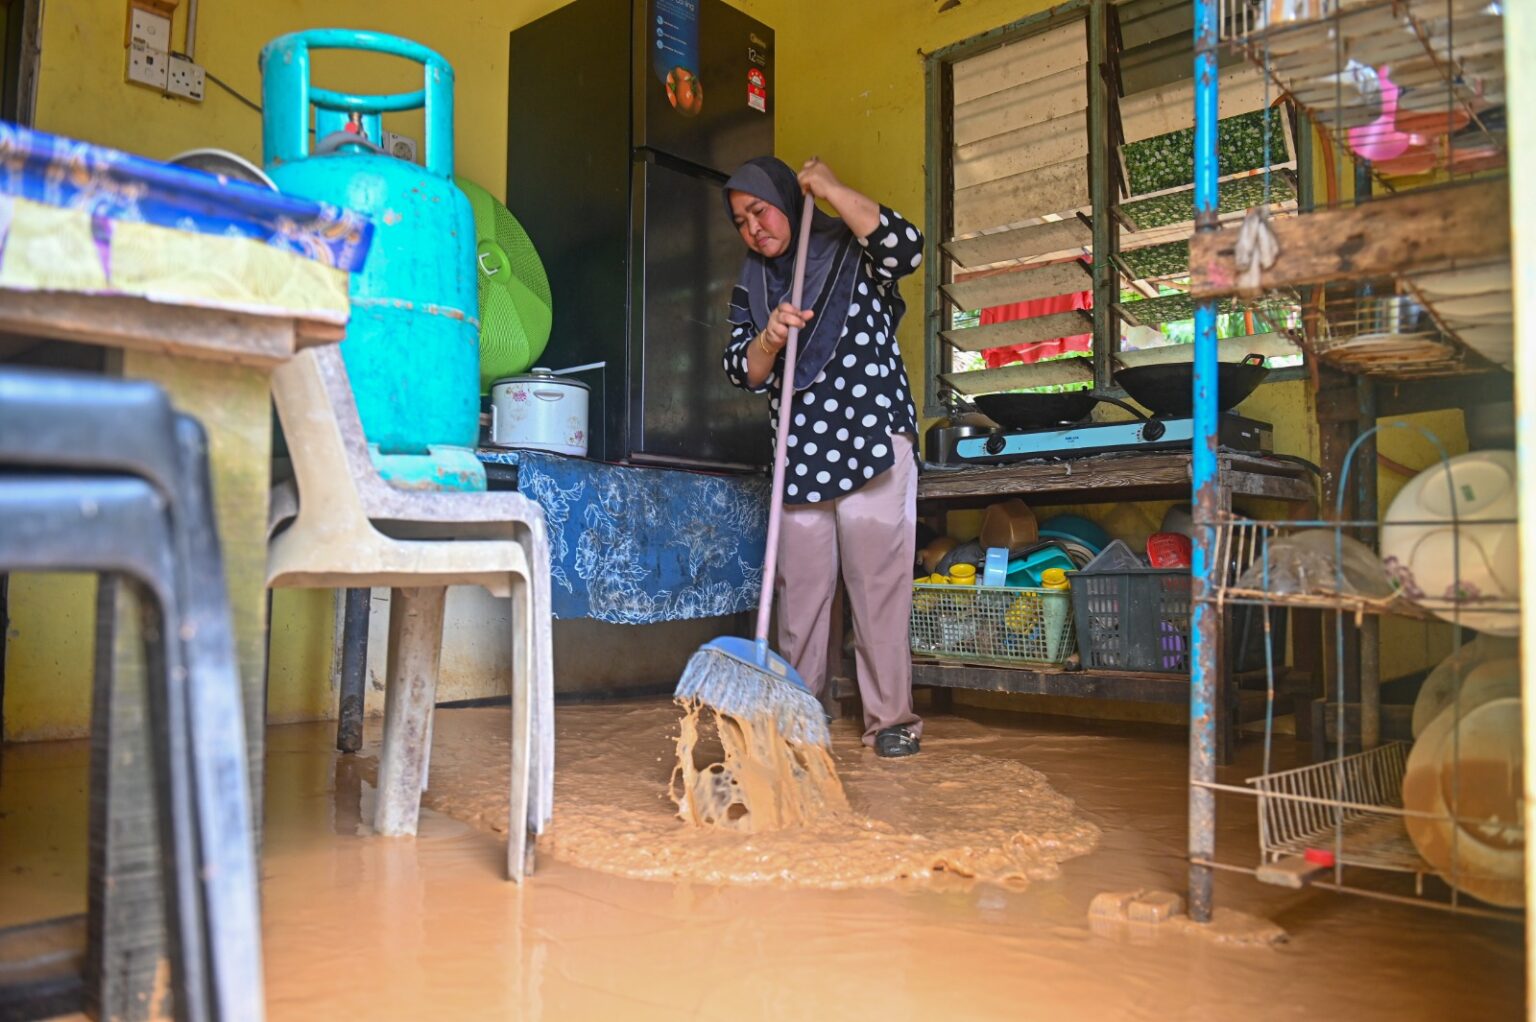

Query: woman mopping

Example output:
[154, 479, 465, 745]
[722, 155, 924, 759]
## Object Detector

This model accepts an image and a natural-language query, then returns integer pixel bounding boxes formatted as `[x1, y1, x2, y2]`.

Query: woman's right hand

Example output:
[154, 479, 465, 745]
[761, 302, 814, 353]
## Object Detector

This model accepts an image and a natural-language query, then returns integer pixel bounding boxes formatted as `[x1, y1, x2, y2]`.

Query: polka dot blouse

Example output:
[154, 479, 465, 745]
[723, 206, 923, 504]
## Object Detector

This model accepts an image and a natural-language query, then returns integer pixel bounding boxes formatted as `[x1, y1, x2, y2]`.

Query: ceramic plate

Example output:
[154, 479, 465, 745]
[1410, 265, 1511, 300]
[1403, 698, 1524, 908]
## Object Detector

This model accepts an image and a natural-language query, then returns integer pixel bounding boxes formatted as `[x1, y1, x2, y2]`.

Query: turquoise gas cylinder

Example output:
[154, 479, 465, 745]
[260, 29, 483, 491]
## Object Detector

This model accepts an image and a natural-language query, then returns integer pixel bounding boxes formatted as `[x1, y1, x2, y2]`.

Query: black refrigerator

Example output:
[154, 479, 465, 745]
[507, 0, 775, 469]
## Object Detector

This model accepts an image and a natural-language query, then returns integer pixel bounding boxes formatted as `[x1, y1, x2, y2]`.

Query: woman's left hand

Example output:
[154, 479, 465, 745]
[798, 157, 840, 201]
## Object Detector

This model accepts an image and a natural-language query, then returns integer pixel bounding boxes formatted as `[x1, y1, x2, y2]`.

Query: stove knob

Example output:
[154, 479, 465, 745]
[1142, 419, 1166, 442]
[984, 433, 1006, 455]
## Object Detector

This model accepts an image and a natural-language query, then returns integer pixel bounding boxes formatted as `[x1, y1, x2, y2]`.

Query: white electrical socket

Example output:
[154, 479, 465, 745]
[166, 54, 204, 102]
[127, 7, 171, 51]
[126, 39, 168, 90]
[382, 131, 418, 163]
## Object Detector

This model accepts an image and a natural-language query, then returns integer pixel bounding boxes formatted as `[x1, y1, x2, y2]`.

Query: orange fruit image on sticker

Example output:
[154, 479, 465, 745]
[666, 66, 705, 117]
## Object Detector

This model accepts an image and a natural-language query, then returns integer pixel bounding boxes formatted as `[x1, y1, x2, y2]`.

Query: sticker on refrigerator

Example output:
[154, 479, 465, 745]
[747, 67, 767, 113]
[652, 0, 704, 117]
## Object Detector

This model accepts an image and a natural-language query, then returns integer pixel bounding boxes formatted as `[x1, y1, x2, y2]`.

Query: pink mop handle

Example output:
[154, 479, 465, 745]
[755, 198, 818, 645]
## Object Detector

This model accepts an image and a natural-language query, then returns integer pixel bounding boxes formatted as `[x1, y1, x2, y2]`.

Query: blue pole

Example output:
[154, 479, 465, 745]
[1189, 0, 1221, 925]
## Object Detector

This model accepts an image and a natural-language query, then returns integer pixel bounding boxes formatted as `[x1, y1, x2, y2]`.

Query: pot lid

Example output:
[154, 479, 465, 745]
[492, 368, 590, 391]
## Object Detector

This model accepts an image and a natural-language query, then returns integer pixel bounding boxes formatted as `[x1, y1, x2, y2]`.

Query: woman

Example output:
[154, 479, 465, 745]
[721, 155, 924, 758]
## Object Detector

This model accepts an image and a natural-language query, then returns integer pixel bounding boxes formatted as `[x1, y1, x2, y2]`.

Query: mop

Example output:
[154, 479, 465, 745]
[673, 197, 831, 754]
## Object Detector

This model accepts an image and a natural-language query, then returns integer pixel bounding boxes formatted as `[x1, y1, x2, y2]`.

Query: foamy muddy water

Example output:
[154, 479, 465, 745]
[424, 700, 1100, 889]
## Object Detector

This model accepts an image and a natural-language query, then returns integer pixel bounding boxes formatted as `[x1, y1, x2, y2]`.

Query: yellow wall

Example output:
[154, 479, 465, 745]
[0, 0, 1466, 737]
[32, 0, 575, 201]
[2, 0, 791, 740]
[775, 0, 1060, 416]
[2, 575, 97, 742]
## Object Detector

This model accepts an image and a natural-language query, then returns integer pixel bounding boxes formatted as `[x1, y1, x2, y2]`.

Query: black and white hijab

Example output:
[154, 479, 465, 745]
[723, 156, 905, 391]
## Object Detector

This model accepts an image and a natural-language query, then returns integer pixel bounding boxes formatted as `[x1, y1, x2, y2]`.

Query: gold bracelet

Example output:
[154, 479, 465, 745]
[757, 331, 774, 356]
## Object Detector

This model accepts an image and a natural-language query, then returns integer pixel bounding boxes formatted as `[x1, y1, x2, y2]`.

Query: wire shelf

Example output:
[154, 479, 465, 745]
[1207, 515, 1520, 625]
[1250, 742, 1429, 872]
[1297, 256, 1512, 376]
[1220, 0, 1506, 183]
[910, 584, 1075, 667]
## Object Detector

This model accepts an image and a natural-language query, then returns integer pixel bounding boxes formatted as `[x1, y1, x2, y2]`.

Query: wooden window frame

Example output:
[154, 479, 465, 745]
[923, 0, 1307, 418]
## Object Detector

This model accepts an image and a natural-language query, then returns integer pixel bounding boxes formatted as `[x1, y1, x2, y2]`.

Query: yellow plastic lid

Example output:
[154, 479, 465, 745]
[948, 563, 976, 581]
[1040, 568, 1070, 589]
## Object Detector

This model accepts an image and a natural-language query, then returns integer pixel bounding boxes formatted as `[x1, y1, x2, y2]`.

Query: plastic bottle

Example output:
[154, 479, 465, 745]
[1039, 568, 1071, 660]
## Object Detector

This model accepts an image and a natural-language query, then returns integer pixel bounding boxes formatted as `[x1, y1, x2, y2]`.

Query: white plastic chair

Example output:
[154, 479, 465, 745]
[267, 345, 553, 880]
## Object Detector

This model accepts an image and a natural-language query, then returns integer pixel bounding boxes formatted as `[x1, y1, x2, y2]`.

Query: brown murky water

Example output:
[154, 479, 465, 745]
[0, 700, 1523, 1020]
[423, 700, 1099, 889]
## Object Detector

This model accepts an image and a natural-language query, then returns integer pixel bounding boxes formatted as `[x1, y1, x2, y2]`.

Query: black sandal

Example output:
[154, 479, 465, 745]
[875, 726, 920, 758]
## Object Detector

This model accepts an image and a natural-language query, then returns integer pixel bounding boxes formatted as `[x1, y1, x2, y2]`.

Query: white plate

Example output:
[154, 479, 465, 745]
[1411, 264, 1512, 300]
[1434, 292, 1513, 322]
[1411, 651, 1520, 739]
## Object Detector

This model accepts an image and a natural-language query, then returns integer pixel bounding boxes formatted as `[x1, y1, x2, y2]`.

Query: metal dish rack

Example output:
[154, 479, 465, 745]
[1251, 742, 1424, 873]
[1195, 425, 1522, 921]
[1186, 0, 1519, 924]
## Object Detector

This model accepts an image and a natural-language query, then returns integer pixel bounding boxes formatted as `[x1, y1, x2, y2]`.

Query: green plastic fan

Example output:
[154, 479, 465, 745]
[457, 177, 553, 392]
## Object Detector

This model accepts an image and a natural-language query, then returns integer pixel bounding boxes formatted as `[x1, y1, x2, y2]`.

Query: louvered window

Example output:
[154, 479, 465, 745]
[924, 0, 1303, 413]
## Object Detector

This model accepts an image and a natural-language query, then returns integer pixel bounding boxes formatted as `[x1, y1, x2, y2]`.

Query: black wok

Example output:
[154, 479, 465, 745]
[1114, 353, 1269, 418]
[972, 391, 1099, 430]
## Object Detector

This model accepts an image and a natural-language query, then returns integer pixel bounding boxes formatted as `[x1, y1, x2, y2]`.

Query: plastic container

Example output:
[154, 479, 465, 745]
[980, 498, 1039, 554]
[1040, 568, 1070, 590]
[948, 563, 977, 585]
[982, 547, 1009, 587]
[1070, 568, 1192, 673]
[1082, 538, 1146, 573]
[1038, 514, 1111, 554]
[1005, 541, 1076, 588]
[1146, 532, 1192, 568]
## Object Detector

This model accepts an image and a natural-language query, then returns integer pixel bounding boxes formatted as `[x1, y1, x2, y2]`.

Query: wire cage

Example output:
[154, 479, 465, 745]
[910, 584, 1076, 668]
[1220, 0, 1506, 184]
[1199, 423, 1523, 919]
[1300, 259, 1512, 376]
[1204, 0, 1511, 380]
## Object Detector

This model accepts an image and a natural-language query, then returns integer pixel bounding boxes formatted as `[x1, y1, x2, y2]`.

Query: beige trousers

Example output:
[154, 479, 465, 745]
[775, 433, 921, 745]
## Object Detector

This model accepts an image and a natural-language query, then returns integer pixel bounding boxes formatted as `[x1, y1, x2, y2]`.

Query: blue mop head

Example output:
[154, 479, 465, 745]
[673, 636, 832, 749]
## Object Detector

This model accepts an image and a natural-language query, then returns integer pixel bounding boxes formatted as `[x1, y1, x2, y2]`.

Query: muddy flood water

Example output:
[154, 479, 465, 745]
[0, 699, 1523, 1020]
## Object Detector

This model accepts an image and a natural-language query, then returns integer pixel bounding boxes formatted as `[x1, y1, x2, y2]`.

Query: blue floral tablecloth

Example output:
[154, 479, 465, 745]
[478, 449, 769, 624]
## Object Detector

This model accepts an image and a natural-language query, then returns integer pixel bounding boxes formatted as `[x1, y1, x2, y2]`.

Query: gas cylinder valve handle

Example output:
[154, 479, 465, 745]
[260, 28, 456, 179]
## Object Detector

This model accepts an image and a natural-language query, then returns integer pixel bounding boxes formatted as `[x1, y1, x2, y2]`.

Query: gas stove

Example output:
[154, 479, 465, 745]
[928, 414, 1273, 467]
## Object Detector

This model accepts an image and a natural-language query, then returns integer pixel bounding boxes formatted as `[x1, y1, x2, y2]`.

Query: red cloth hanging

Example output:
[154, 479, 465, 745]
[978, 289, 1093, 369]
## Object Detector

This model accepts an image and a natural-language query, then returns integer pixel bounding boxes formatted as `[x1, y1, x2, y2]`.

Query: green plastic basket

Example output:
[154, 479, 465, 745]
[910, 583, 1075, 667]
